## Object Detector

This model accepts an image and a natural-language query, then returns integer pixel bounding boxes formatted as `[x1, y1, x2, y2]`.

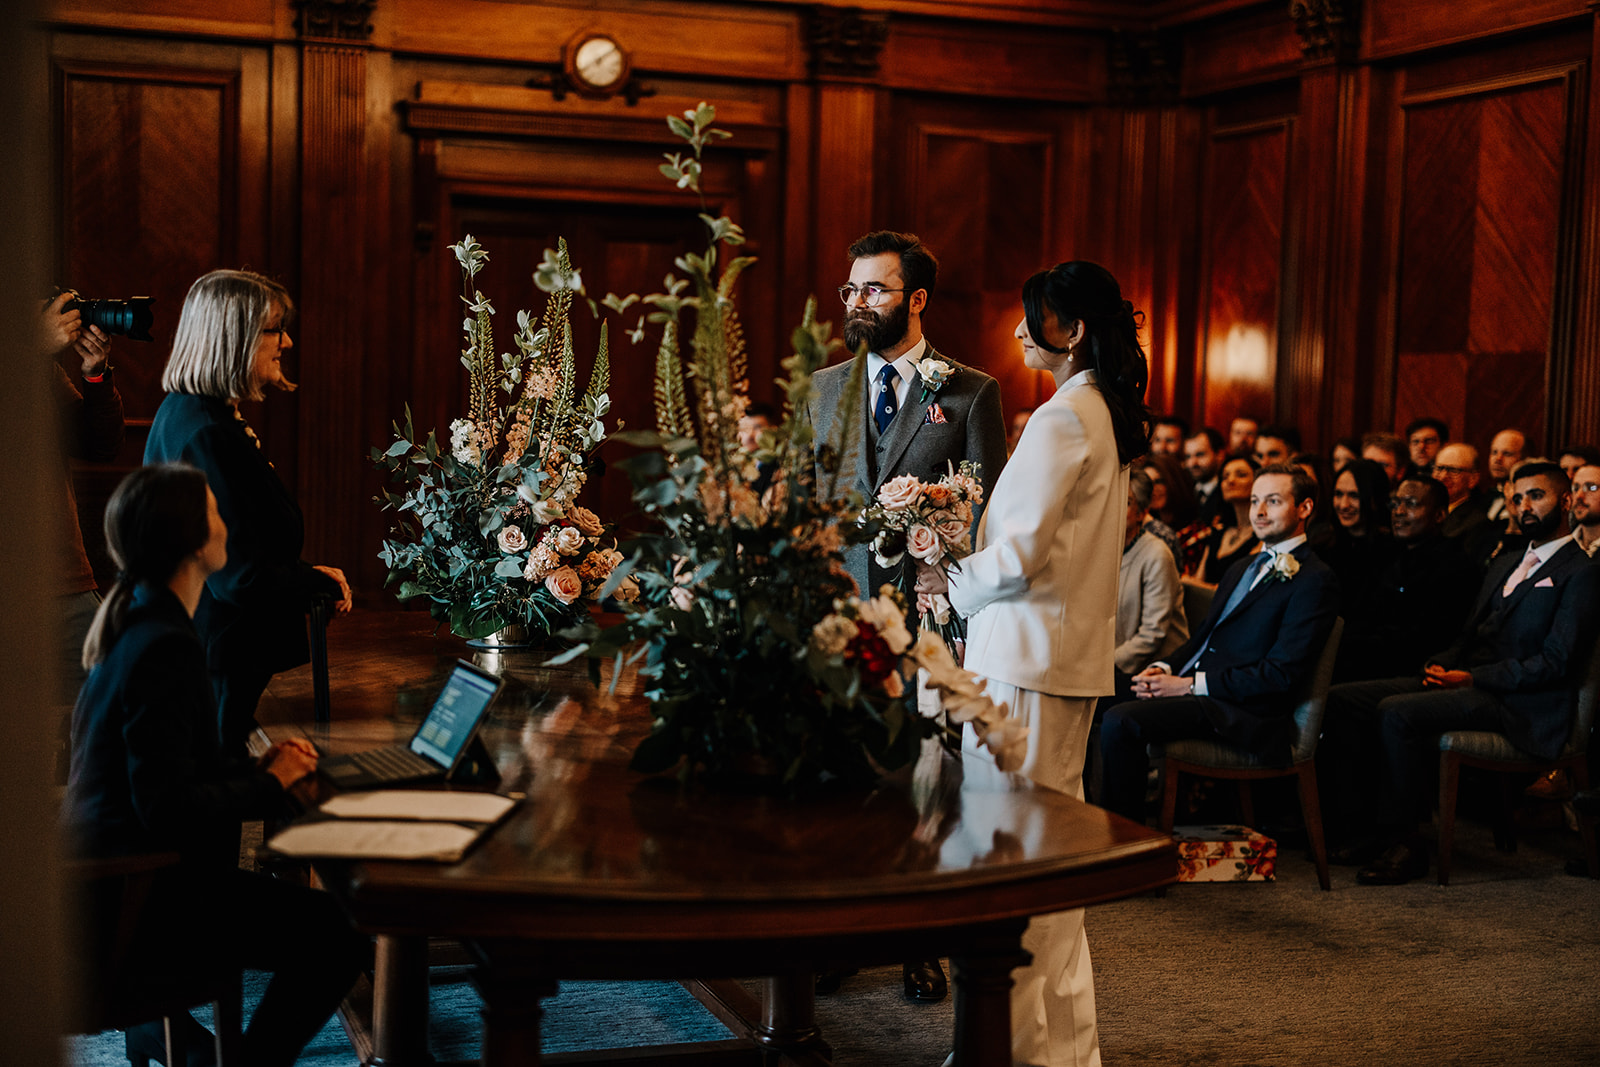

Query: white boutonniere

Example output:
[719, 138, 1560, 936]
[916, 357, 954, 403]
[1265, 551, 1300, 584]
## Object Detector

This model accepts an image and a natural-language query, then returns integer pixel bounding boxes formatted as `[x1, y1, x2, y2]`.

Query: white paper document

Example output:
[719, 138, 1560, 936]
[318, 789, 515, 824]
[268, 819, 485, 862]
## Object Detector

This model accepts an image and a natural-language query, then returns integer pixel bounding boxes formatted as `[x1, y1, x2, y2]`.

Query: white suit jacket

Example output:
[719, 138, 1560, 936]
[948, 369, 1127, 697]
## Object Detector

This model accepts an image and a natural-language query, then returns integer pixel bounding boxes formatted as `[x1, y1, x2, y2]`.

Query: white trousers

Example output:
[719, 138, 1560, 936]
[962, 682, 1102, 1067]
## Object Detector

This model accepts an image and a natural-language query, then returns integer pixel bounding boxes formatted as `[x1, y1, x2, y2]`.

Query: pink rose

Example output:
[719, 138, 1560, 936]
[553, 526, 586, 556]
[496, 524, 528, 553]
[568, 506, 604, 537]
[935, 518, 969, 548]
[877, 474, 924, 511]
[905, 524, 944, 564]
[544, 566, 583, 604]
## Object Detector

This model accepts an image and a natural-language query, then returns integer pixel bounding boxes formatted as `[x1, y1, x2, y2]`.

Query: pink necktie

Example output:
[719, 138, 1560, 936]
[1502, 545, 1540, 597]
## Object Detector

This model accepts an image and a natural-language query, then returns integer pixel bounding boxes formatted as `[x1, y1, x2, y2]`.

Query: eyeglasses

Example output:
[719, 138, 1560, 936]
[837, 284, 912, 306]
[1432, 465, 1473, 477]
[1576, 482, 1600, 494]
[261, 324, 287, 344]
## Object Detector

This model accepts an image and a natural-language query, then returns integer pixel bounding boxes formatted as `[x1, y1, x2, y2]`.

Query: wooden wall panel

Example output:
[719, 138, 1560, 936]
[1183, 7, 1301, 96]
[1197, 121, 1289, 435]
[879, 21, 1102, 101]
[1392, 77, 1567, 451]
[1366, 0, 1590, 61]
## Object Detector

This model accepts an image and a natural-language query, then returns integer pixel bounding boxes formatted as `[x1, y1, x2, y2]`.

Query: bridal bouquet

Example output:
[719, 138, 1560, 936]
[861, 461, 984, 644]
[373, 235, 624, 640]
[562, 102, 1024, 789]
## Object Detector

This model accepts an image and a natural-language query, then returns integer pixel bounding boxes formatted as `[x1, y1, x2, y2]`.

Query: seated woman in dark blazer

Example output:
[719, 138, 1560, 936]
[144, 270, 352, 755]
[65, 464, 364, 1067]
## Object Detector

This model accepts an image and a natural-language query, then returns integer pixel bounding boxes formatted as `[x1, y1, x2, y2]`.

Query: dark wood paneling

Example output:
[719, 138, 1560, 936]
[1197, 119, 1289, 435]
[879, 21, 1102, 101]
[1182, 7, 1301, 97]
[1366, 0, 1590, 61]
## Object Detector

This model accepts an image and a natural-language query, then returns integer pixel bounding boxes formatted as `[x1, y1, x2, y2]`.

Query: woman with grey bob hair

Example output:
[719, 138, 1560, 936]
[145, 269, 351, 757]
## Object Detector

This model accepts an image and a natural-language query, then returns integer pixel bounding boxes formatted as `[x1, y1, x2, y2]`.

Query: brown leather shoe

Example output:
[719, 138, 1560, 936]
[903, 959, 948, 1002]
[1525, 769, 1570, 801]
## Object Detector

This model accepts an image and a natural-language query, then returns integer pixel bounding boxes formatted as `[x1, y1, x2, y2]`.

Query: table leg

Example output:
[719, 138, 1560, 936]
[372, 934, 433, 1065]
[472, 961, 558, 1067]
[950, 925, 1031, 1067]
[754, 972, 825, 1055]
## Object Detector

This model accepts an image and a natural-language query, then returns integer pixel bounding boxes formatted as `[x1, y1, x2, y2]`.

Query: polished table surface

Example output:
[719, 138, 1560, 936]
[263, 610, 1176, 1066]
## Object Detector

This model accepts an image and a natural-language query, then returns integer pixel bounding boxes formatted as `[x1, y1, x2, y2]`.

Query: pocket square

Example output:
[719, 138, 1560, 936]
[923, 403, 947, 425]
[1534, 576, 1555, 588]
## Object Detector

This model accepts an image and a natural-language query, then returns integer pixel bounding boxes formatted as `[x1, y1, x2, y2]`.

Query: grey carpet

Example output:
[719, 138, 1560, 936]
[68, 818, 1600, 1065]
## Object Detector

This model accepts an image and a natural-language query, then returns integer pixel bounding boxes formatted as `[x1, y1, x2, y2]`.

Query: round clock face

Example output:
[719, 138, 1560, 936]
[573, 36, 625, 90]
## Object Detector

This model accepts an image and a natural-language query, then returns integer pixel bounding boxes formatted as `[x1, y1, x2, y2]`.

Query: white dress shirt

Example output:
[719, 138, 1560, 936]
[866, 338, 926, 418]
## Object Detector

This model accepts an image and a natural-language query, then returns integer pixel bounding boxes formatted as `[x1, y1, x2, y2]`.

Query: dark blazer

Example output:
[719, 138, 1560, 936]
[145, 392, 337, 677]
[65, 584, 289, 867]
[1164, 541, 1340, 755]
[808, 346, 1007, 595]
[1334, 533, 1480, 683]
[1431, 540, 1600, 760]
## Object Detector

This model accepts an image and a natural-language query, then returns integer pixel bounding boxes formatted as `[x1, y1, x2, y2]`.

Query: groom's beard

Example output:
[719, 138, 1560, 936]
[844, 298, 910, 355]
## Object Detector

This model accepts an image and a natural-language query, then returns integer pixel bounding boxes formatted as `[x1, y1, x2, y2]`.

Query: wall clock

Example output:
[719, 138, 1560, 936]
[566, 32, 629, 96]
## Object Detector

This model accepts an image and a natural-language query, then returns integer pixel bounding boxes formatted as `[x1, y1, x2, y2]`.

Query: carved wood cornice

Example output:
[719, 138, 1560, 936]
[1290, 0, 1359, 63]
[1108, 29, 1181, 105]
[808, 6, 889, 82]
[293, 0, 376, 43]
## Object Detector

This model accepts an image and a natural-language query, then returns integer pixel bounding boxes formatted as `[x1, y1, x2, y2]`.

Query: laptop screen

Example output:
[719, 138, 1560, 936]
[409, 661, 502, 768]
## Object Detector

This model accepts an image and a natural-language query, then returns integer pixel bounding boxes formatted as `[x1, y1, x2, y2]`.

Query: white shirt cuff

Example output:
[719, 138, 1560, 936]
[1193, 671, 1208, 696]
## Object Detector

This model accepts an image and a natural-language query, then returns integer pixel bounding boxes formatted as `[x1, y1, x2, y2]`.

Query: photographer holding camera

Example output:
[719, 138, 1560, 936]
[43, 289, 126, 704]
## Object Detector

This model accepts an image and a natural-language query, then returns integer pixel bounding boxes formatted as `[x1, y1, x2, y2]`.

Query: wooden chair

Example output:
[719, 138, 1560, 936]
[67, 852, 245, 1066]
[1153, 618, 1344, 891]
[1436, 630, 1600, 885]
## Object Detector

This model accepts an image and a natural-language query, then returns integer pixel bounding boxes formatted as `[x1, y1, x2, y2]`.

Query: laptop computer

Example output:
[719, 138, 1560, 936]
[317, 659, 505, 791]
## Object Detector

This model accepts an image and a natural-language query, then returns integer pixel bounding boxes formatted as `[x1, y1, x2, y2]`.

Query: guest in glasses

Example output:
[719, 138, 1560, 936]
[65, 464, 364, 1067]
[1572, 463, 1600, 557]
[806, 231, 1006, 1002]
[145, 271, 352, 758]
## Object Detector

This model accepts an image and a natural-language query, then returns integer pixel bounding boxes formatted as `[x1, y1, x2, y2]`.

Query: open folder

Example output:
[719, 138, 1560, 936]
[267, 789, 518, 863]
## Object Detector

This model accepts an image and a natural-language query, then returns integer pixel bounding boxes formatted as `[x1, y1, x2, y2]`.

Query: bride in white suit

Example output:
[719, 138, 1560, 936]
[921, 261, 1152, 1067]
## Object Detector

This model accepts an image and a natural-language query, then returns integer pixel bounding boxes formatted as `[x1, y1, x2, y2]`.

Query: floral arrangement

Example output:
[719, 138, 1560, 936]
[861, 461, 984, 644]
[373, 235, 627, 639]
[565, 103, 1022, 789]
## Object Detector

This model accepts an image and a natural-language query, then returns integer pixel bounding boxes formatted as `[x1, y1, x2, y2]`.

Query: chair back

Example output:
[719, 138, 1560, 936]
[1288, 617, 1344, 764]
[1180, 579, 1214, 632]
[1566, 627, 1600, 756]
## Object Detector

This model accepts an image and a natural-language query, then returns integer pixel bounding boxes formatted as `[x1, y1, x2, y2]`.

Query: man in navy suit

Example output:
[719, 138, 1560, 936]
[1099, 464, 1340, 822]
[1324, 461, 1600, 884]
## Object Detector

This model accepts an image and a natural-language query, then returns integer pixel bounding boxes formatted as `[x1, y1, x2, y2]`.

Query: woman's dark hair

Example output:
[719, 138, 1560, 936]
[1022, 261, 1151, 466]
[1143, 451, 1197, 527]
[81, 464, 211, 669]
[1336, 457, 1392, 536]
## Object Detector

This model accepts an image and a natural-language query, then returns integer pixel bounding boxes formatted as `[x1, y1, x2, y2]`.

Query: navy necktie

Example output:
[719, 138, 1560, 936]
[874, 363, 900, 435]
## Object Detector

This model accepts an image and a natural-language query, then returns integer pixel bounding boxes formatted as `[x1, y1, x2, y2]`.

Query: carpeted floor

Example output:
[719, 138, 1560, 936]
[68, 817, 1600, 1066]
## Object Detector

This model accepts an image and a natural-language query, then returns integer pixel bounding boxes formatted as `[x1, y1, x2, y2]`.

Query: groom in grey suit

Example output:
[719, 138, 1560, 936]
[808, 231, 1008, 601]
[808, 231, 1007, 1004]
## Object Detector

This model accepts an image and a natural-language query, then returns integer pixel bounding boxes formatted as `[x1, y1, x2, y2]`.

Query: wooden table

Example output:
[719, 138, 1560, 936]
[265, 611, 1175, 1067]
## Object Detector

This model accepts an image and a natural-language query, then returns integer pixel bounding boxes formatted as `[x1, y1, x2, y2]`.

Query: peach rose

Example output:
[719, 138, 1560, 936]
[544, 566, 583, 604]
[553, 526, 586, 556]
[923, 484, 954, 508]
[877, 474, 924, 511]
[568, 506, 604, 537]
[905, 523, 944, 565]
[935, 518, 969, 548]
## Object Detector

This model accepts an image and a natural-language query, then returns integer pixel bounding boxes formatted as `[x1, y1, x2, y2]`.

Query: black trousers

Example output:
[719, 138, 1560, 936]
[129, 865, 367, 1067]
[1099, 696, 1231, 823]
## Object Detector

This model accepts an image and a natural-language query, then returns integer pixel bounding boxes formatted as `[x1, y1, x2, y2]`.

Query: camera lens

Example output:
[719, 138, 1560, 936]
[67, 296, 155, 342]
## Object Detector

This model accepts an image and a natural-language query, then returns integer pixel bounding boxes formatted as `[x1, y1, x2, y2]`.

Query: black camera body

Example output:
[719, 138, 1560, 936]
[56, 290, 155, 342]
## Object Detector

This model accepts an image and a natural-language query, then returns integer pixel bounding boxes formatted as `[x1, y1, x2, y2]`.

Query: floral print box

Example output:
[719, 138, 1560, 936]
[1173, 825, 1277, 882]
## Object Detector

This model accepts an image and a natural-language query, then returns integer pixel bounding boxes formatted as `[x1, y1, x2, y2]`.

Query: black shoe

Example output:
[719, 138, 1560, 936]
[124, 1013, 217, 1067]
[1356, 843, 1429, 886]
[814, 966, 857, 995]
[1328, 838, 1384, 866]
[1565, 855, 1597, 878]
[902, 959, 947, 1002]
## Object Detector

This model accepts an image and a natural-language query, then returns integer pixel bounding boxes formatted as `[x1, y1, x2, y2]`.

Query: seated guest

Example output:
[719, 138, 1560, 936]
[1331, 475, 1479, 684]
[1323, 462, 1600, 884]
[1144, 450, 1197, 531]
[1227, 415, 1259, 459]
[1113, 470, 1189, 698]
[1291, 450, 1336, 552]
[64, 464, 366, 1067]
[1404, 417, 1447, 479]
[1189, 455, 1259, 584]
[1573, 463, 1600, 557]
[1432, 442, 1496, 561]
[1362, 432, 1406, 487]
[1252, 424, 1300, 467]
[1320, 457, 1394, 615]
[1099, 464, 1339, 822]
[1485, 428, 1526, 522]
[1477, 455, 1553, 567]
[1559, 443, 1600, 483]
[1329, 436, 1361, 475]
[1150, 413, 1188, 456]
[1184, 427, 1228, 526]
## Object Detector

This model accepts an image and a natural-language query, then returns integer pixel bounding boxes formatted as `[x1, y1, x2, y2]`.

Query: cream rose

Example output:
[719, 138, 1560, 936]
[811, 614, 857, 657]
[496, 524, 528, 553]
[544, 566, 583, 605]
[568, 506, 604, 537]
[904, 524, 944, 565]
[553, 526, 586, 556]
[877, 474, 924, 511]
